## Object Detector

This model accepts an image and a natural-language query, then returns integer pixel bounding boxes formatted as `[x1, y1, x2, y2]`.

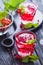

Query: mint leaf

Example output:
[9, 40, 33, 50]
[10, 0, 25, 10]
[22, 56, 29, 62]
[33, 23, 38, 28]
[24, 23, 32, 29]
[24, 23, 38, 29]
[10, 0, 19, 7]
[0, 11, 7, 20]
[22, 55, 38, 62]
[4, 0, 25, 11]
[4, 3, 10, 11]
[29, 55, 39, 62]
[27, 39, 36, 44]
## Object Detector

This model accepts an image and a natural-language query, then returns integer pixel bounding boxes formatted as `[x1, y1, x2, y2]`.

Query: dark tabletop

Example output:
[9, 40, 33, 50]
[0, 0, 43, 65]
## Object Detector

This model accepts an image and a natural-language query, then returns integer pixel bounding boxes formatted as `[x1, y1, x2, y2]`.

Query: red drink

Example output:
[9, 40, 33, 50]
[18, 2, 37, 23]
[17, 2, 37, 30]
[15, 32, 36, 57]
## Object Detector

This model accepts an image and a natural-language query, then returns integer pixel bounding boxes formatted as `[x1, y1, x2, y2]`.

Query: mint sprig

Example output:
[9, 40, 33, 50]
[0, 0, 25, 20]
[33, 23, 39, 28]
[0, 11, 7, 20]
[26, 39, 36, 44]
[4, 0, 25, 11]
[22, 55, 38, 62]
[24, 23, 32, 29]
[24, 23, 39, 29]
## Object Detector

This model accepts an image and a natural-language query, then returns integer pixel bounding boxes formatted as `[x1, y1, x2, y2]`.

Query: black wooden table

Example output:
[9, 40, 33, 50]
[0, 0, 43, 65]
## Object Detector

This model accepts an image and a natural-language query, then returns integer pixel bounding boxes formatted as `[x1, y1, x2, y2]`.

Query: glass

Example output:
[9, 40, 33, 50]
[15, 32, 36, 57]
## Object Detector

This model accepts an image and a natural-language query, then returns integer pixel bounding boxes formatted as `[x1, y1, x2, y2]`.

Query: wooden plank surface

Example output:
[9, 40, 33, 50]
[0, 0, 43, 65]
[0, 19, 42, 65]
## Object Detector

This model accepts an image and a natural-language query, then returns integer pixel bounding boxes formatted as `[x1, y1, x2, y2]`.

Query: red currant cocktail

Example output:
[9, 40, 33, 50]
[18, 2, 37, 22]
[15, 32, 36, 57]
[18, 2, 37, 30]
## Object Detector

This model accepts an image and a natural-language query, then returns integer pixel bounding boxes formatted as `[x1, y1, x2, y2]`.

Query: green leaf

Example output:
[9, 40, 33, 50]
[22, 56, 29, 62]
[4, 3, 10, 11]
[33, 23, 38, 28]
[4, 0, 25, 11]
[24, 23, 39, 29]
[22, 55, 38, 62]
[29, 55, 39, 62]
[10, 0, 19, 7]
[10, 0, 25, 10]
[0, 11, 7, 20]
[24, 23, 32, 29]
[0, 22, 2, 27]
[27, 39, 36, 44]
